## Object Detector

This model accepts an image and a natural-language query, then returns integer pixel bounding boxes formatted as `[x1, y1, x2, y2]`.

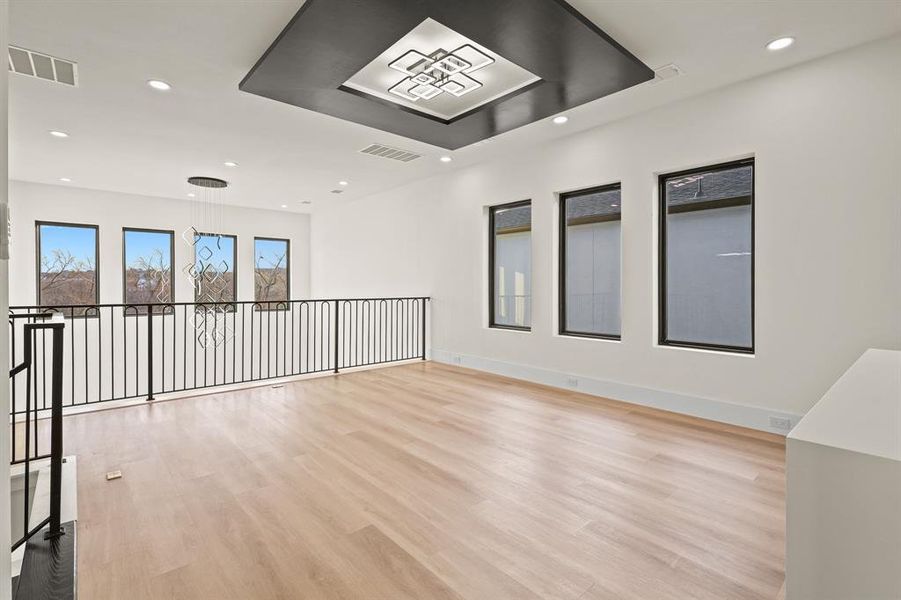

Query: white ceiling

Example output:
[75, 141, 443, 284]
[8, 0, 901, 214]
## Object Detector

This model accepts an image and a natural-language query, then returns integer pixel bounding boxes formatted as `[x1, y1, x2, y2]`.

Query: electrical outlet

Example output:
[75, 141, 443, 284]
[453, 355, 463, 364]
[106, 470, 122, 481]
[769, 416, 793, 431]
[566, 377, 579, 388]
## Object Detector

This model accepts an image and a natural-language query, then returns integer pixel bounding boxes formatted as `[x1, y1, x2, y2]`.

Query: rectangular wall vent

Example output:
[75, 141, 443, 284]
[359, 143, 421, 162]
[8, 46, 78, 86]
[653, 63, 681, 82]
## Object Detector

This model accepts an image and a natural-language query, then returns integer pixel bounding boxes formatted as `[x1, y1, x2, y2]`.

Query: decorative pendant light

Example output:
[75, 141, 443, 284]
[183, 176, 233, 348]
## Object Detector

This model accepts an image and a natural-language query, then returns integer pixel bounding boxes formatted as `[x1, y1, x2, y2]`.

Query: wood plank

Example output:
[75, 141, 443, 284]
[63, 362, 785, 599]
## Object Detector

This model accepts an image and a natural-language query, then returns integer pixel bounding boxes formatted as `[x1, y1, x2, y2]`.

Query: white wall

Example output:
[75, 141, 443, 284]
[7, 181, 311, 306]
[312, 35, 901, 428]
[1, 1, 13, 594]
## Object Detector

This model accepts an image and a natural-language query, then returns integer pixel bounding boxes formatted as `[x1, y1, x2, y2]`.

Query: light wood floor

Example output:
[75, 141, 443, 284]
[64, 362, 786, 599]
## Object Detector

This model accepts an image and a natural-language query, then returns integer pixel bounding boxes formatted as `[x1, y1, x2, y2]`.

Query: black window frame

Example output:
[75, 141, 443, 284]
[253, 236, 291, 308]
[35, 220, 101, 314]
[558, 183, 622, 341]
[193, 232, 238, 305]
[658, 157, 755, 354]
[488, 199, 532, 331]
[122, 227, 175, 315]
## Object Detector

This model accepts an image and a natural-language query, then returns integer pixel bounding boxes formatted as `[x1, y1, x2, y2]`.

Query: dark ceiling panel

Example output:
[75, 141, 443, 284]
[240, 0, 654, 150]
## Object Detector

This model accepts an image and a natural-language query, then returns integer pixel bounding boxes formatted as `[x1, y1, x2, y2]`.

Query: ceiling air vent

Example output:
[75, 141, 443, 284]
[653, 64, 681, 82]
[330, 189, 344, 194]
[8, 46, 78, 86]
[359, 143, 421, 163]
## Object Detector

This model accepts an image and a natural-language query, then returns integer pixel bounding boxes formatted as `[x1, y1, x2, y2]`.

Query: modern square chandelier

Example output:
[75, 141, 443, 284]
[341, 18, 541, 121]
[387, 45, 491, 101]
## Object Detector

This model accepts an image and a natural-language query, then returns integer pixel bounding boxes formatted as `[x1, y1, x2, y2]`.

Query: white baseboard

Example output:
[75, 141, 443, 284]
[431, 349, 802, 435]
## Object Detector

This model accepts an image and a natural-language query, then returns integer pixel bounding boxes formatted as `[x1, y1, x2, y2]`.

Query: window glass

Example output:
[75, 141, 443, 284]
[491, 202, 531, 329]
[124, 229, 173, 312]
[561, 185, 621, 338]
[194, 233, 236, 303]
[37, 222, 98, 311]
[254, 238, 289, 304]
[660, 160, 754, 351]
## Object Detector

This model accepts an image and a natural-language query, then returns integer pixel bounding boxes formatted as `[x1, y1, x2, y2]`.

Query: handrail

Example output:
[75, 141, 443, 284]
[9, 297, 430, 310]
[10, 322, 66, 551]
[9, 296, 430, 413]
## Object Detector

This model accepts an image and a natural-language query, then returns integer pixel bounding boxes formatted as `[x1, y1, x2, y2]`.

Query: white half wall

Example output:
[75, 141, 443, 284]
[7, 180, 312, 306]
[312, 35, 901, 430]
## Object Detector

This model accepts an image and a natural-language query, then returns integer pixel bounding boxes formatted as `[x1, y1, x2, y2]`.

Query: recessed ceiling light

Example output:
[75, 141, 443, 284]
[147, 79, 171, 91]
[59, 177, 72, 182]
[766, 37, 795, 51]
[552, 115, 568, 125]
[49, 130, 69, 138]
[439, 156, 452, 163]
[338, 180, 349, 186]
[187, 192, 196, 198]
[224, 161, 238, 168]
[280, 204, 288, 208]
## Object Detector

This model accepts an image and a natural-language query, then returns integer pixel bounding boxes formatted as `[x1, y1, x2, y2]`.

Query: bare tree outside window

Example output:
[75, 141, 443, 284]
[254, 237, 289, 307]
[123, 228, 174, 314]
[194, 233, 237, 305]
[37, 222, 99, 315]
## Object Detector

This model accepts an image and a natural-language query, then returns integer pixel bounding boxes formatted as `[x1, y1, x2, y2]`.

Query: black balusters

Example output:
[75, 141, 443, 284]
[8, 298, 429, 412]
[146, 303, 154, 401]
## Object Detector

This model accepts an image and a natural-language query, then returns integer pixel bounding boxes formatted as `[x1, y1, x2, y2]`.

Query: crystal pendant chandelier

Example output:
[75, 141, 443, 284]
[182, 176, 233, 348]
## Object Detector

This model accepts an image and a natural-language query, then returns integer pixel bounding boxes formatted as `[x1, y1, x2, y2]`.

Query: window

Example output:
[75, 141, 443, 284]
[36, 221, 99, 312]
[254, 237, 290, 305]
[123, 228, 174, 314]
[489, 201, 531, 330]
[659, 158, 754, 352]
[560, 184, 621, 339]
[194, 233, 236, 304]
